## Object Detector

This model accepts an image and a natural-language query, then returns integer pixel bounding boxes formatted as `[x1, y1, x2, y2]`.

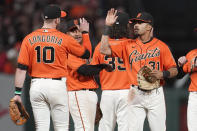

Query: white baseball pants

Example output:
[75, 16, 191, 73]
[127, 86, 166, 131]
[68, 90, 98, 131]
[30, 78, 69, 131]
[98, 89, 130, 131]
[187, 92, 197, 131]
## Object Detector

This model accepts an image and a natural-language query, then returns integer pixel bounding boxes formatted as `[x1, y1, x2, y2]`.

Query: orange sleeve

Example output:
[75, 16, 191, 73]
[91, 44, 101, 65]
[67, 54, 85, 71]
[183, 50, 197, 73]
[82, 33, 92, 57]
[64, 35, 86, 57]
[17, 37, 30, 66]
[183, 62, 190, 73]
[183, 54, 197, 73]
[161, 44, 177, 70]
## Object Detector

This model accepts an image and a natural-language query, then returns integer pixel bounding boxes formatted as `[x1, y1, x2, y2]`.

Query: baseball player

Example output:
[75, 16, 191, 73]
[178, 49, 197, 131]
[58, 18, 112, 131]
[11, 5, 90, 131]
[65, 18, 98, 131]
[91, 11, 131, 131]
[100, 9, 178, 131]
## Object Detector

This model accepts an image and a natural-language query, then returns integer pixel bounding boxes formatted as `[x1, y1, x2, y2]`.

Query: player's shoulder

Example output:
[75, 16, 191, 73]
[186, 49, 197, 57]
[154, 37, 169, 48]
[94, 43, 101, 51]
[23, 30, 38, 40]
[109, 38, 131, 45]
[61, 33, 74, 39]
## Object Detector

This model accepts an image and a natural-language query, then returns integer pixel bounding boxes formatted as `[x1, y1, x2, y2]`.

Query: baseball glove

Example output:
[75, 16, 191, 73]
[137, 66, 160, 91]
[95, 103, 102, 125]
[9, 98, 30, 125]
[99, 63, 113, 72]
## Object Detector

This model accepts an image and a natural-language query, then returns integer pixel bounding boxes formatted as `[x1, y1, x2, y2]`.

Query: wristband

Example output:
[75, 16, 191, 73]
[103, 25, 111, 35]
[163, 71, 170, 79]
[15, 87, 22, 96]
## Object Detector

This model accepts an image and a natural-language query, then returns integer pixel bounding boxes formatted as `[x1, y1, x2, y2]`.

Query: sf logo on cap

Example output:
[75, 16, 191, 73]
[137, 13, 142, 18]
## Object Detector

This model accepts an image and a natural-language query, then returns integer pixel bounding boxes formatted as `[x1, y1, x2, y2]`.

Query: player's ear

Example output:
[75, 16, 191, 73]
[146, 24, 152, 31]
[55, 18, 60, 24]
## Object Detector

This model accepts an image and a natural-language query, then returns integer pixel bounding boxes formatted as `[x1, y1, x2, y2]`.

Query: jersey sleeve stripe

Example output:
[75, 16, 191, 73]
[17, 63, 28, 70]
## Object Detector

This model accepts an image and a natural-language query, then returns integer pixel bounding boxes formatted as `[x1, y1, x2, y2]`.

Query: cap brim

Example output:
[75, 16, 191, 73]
[69, 25, 78, 31]
[129, 18, 151, 23]
[61, 11, 67, 18]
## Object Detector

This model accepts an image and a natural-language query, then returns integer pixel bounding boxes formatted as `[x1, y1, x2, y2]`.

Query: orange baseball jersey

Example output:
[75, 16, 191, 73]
[182, 49, 197, 91]
[91, 38, 130, 90]
[110, 37, 177, 86]
[17, 28, 86, 78]
[67, 34, 97, 91]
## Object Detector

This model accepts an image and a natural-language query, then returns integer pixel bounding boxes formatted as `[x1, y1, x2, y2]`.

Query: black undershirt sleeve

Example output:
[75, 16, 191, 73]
[77, 64, 107, 76]
[80, 49, 90, 59]
[176, 66, 186, 79]
[17, 63, 28, 70]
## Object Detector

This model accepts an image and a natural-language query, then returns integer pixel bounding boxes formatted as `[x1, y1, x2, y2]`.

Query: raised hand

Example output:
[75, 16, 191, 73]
[105, 8, 118, 26]
[79, 18, 89, 32]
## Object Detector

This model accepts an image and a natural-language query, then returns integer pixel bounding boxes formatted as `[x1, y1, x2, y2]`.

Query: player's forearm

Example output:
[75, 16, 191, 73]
[167, 67, 178, 78]
[82, 33, 92, 57]
[15, 68, 27, 88]
[176, 66, 186, 79]
[100, 34, 112, 55]
[77, 64, 104, 76]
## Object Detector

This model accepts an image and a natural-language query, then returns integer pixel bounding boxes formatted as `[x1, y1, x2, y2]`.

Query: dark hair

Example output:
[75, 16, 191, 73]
[109, 24, 129, 39]
[57, 20, 67, 33]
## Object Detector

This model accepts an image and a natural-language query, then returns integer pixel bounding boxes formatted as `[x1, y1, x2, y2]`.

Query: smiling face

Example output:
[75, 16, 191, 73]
[67, 26, 82, 43]
[133, 21, 152, 36]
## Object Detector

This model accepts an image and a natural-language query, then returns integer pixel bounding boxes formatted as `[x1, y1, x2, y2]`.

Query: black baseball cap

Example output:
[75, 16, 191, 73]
[65, 19, 80, 32]
[43, 5, 67, 19]
[115, 12, 129, 26]
[129, 12, 154, 26]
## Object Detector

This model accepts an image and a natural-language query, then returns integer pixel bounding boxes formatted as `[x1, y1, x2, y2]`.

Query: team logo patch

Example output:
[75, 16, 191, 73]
[43, 29, 48, 32]
[137, 13, 142, 18]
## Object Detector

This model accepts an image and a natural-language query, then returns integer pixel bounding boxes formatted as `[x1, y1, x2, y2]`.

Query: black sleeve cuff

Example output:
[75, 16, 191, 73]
[82, 31, 89, 34]
[80, 49, 90, 59]
[17, 63, 28, 70]
[77, 64, 104, 76]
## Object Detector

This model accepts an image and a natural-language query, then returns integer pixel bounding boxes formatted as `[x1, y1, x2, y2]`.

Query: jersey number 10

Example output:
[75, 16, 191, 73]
[35, 46, 55, 63]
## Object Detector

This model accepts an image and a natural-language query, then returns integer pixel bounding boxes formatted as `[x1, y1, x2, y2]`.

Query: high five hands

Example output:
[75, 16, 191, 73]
[79, 18, 89, 32]
[105, 8, 118, 26]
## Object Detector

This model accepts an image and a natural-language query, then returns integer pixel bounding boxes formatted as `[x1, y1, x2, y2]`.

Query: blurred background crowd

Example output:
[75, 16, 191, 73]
[0, 0, 196, 82]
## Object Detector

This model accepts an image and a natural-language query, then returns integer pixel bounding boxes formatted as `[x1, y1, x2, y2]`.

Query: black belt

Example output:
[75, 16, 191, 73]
[132, 85, 159, 92]
[81, 88, 97, 91]
[32, 77, 62, 80]
[132, 85, 151, 92]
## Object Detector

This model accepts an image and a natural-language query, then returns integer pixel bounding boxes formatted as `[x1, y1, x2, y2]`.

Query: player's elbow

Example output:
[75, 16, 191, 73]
[80, 49, 90, 59]
[100, 46, 111, 56]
